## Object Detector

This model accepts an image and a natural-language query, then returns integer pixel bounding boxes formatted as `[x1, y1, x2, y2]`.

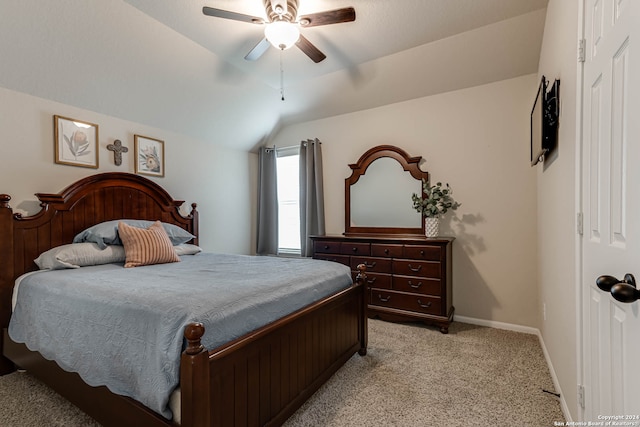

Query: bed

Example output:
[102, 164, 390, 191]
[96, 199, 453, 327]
[0, 172, 368, 427]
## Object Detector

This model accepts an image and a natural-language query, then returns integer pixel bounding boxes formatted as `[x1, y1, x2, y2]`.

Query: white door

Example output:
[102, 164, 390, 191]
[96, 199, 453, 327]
[582, 0, 640, 421]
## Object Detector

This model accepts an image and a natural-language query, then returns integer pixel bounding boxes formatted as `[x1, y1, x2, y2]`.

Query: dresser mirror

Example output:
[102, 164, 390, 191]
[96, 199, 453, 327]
[345, 145, 429, 236]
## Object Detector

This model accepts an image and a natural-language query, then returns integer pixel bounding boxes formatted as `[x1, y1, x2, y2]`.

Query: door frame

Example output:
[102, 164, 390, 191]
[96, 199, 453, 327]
[575, 0, 585, 422]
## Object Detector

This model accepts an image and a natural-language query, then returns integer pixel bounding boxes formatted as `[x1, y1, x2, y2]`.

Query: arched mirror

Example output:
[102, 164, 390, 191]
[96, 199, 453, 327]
[345, 145, 428, 236]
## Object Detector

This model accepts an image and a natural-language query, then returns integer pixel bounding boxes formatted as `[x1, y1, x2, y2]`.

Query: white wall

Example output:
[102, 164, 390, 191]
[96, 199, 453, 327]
[0, 0, 281, 153]
[536, 0, 580, 420]
[271, 74, 540, 328]
[0, 86, 255, 255]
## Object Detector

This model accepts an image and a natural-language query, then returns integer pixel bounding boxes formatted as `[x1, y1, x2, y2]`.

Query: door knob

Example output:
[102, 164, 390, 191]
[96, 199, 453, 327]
[596, 274, 640, 303]
[596, 275, 623, 292]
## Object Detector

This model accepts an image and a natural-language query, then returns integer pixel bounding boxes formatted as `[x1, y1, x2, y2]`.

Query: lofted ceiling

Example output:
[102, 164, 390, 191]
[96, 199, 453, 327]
[0, 0, 548, 151]
[125, 0, 548, 89]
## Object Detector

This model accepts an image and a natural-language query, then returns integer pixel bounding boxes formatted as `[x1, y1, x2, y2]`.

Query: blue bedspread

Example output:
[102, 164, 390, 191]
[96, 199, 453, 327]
[9, 253, 352, 418]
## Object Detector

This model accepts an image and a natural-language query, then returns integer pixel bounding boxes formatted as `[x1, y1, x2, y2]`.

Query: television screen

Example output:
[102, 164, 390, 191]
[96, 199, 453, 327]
[531, 76, 547, 166]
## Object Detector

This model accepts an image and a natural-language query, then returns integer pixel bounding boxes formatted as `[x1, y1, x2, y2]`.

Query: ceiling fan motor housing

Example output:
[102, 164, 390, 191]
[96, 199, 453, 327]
[265, 0, 298, 22]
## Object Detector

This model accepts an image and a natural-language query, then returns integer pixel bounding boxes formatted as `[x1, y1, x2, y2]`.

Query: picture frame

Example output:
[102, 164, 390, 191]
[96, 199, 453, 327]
[54, 115, 99, 168]
[134, 134, 165, 177]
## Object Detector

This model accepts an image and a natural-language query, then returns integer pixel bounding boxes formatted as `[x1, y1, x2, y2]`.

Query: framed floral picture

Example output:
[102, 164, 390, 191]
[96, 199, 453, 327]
[54, 115, 99, 168]
[134, 135, 164, 177]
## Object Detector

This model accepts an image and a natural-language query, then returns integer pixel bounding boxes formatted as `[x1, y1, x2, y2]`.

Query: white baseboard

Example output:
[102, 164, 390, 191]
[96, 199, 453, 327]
[455, 315, 539, 335]
[535, 328, 573, 423]
[455, 315, 572, 422]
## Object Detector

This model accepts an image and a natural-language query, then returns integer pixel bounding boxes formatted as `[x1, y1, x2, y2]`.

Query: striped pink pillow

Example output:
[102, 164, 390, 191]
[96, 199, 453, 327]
[118, 221, 180, 268]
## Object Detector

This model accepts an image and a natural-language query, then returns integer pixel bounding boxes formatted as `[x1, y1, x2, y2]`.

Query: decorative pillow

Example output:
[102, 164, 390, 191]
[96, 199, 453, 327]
[73, 219, 195, 249]
[174, 244, 202, 256]
[34, 243, 126, 270]
[118, 221, 181, 268]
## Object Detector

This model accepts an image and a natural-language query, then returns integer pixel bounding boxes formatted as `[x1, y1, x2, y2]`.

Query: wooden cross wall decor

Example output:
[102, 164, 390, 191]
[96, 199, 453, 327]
[106, 139, 128, 166]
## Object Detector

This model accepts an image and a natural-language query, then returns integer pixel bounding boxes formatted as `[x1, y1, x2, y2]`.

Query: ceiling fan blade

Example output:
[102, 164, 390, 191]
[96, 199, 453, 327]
[244, 38, 271, 61]
[202, 6, 265, 24]
[295, 34, 326, 63]
[298, 7, 355, 28]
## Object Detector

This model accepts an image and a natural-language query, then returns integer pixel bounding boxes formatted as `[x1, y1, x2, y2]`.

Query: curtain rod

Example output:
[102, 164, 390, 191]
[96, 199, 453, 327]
[264, 140, 321, 153]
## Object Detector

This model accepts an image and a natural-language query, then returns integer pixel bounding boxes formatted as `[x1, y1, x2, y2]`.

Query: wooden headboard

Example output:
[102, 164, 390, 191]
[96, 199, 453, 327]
[0, 172, 199, 333]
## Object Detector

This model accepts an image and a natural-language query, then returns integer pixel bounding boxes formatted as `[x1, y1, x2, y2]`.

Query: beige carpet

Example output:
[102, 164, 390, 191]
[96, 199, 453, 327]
[0, 320, 565, 426]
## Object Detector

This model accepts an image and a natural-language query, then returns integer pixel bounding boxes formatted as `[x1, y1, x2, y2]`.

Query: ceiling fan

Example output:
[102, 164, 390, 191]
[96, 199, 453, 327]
[202, 0, 356, 63]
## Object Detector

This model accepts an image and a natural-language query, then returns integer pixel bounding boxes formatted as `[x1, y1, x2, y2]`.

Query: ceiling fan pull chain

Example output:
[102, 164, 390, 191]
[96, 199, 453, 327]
[280, 50, 285, 101]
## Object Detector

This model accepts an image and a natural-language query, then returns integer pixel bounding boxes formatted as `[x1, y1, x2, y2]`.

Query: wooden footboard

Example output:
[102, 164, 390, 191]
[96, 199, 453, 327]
[181, 268, 367, 427]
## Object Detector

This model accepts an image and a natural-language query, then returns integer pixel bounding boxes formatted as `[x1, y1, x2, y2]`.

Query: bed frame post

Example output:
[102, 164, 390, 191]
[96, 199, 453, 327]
[180, 322, 210, 427]
[0, 194, 16, 374]
[355, 263, 368, 356]
[190, 203, 199, 247]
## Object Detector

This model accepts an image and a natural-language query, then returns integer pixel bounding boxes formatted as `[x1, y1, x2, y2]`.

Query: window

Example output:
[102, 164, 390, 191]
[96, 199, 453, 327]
[276, 147, 300, 255]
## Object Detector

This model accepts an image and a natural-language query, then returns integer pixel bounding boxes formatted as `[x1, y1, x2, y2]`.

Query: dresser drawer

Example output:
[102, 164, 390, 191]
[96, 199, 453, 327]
[369, 290, 441, 316]
[310, 235, 453, 333]
[393, 275, 441, 295]
[314, 240, 341, 254]
[314, 253, 350, 267]
[403, 245, 443, 261]
[359, 272, 391, 289]
[340, 242, 370, 256]
[392, 259, 441, 278]
[351, 256, 392, 274]
[371, 244, 403, 258]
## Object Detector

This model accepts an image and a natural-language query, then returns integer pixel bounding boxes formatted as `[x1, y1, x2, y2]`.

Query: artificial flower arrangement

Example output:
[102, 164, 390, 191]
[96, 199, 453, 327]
[411, 179, 461, 218]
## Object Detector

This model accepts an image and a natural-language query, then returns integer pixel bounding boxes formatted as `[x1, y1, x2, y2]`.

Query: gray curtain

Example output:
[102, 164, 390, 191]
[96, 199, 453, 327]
[256, 146, 278, 255]
[299, 139, 325, 257]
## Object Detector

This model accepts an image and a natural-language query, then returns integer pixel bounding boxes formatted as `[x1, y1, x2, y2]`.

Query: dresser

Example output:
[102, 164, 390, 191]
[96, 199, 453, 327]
[311, 235, 454, 333]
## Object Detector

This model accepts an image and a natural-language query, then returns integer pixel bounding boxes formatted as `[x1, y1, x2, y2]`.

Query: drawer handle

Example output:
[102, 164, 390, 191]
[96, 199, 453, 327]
[408, 264, 422, 272]
[377, 294, 391, 302]
[352, 247, 358, 252]
[324, 245, 330, 250]
[384, 248, 389, 254]
[365, 261, 377, 269]
[366, 277, 377, 285]
[417, 299, 432, 308]
[408, 281, 422, 289]
[420, 250, 425, 256]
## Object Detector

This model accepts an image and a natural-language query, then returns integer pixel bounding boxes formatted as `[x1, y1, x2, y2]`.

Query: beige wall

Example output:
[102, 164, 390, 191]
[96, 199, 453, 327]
[271, 74, 540, 328]
[536, 0, 580, 420]
[0, 86, 255, 255]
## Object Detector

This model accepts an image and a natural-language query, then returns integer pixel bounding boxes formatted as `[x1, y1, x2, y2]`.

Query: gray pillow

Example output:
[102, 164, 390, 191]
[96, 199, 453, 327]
[35, 243, 126, 270]
[73, 219, 195, 249]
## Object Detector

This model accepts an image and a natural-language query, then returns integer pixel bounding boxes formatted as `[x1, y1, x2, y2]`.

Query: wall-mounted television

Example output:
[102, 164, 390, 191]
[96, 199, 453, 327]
[530, 76, 560, 166]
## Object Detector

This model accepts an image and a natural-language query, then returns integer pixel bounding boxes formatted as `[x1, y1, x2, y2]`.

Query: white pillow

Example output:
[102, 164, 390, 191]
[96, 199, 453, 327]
[174, 244, 203, 256]
[34, 243, 126, 270]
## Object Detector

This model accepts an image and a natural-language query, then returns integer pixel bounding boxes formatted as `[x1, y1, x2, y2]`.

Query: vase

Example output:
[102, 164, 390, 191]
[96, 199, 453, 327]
[424, 217, 439, 238]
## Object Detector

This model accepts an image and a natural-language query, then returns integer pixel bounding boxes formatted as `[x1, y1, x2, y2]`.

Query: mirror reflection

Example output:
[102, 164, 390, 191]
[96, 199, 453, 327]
[350, 157, 422, 228]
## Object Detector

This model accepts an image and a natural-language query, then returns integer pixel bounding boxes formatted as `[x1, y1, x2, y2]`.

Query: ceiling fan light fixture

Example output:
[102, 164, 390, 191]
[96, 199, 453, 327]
[264, 21, 300, 50]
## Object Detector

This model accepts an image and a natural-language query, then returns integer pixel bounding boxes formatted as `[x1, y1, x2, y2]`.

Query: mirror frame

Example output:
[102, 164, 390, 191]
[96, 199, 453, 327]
[345, 145, 428, 236]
